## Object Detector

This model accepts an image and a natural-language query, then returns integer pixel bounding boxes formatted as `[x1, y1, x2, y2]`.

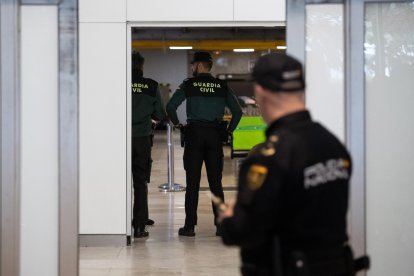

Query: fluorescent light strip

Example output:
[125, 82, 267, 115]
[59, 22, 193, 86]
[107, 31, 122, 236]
[276, 46, 287, 50]
[233, 48, 255, 52]
[169, 46, 193, 50]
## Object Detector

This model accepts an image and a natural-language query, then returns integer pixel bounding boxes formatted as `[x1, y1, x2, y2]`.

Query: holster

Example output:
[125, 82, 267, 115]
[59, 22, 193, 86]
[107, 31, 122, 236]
[147, 157, 153, 183]
[218, 120, 229, 143]
[180, 125, 186, 148]
[282, 245, 370, 276]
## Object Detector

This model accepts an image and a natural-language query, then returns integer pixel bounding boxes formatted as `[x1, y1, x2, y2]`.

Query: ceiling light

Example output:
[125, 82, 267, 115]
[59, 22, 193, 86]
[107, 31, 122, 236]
[233, 48, 255, 52]
[276, 46, 287, 50]
[169, 46, 193, 50]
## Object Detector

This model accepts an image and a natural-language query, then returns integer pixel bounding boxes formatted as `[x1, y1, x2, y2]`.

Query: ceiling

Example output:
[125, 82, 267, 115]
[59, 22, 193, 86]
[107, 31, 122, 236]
[131, 27, 285, 51]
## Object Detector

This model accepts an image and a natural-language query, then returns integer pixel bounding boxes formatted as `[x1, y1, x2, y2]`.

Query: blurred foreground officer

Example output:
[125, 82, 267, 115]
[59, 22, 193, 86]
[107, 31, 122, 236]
[219, 53, 360, 276]
[131, 52, 166, 238]
[166, 51, 242, 237]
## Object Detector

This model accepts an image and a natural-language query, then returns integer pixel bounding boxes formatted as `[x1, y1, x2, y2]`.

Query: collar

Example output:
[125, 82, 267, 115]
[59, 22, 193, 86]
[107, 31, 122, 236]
[197, 73, 212, 77]
[265, 110, 311, 137]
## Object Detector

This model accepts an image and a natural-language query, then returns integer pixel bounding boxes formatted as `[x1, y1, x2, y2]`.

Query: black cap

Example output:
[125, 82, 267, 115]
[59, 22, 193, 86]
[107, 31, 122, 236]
[252, 53, 305, 92]
[191, 51, 213, 64]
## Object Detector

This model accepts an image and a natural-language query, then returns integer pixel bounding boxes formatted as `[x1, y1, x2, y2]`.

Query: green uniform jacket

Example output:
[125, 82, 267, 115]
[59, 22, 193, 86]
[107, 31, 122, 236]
[166, 73, 242, 132]
[132, 75, 166, 137]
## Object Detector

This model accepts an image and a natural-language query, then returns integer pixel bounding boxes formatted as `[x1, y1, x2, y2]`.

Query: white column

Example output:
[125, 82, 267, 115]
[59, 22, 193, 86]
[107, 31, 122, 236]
[20, 5, 59, 276]
[79, 23, 127, 235]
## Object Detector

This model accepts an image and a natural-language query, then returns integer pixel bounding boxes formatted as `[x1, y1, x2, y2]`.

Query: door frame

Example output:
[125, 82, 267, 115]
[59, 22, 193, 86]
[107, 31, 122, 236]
[126, 21, 285, 241]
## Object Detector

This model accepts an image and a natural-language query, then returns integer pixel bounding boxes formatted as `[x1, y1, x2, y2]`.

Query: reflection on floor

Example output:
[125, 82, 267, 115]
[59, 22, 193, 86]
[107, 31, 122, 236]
[80, 130, 242, 276]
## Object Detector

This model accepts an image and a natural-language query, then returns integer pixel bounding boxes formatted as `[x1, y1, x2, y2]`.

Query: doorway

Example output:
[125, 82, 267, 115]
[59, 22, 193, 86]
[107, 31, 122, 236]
[126, 25, 286, 240]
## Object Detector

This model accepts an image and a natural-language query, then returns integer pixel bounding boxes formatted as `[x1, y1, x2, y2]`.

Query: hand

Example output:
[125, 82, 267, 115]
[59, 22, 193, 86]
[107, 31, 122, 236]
[227, 130, 233, 142]
[173, 123, 183, 130]
[224, 130, 233, 144]
[217, 200, 235, 223]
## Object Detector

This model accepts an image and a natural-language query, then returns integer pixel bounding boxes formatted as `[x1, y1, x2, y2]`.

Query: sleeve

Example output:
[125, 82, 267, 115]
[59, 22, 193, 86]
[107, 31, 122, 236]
[225, 87, 243, 132]
[220, 157, 262, 246]
[221, 154, 283, 246]
[153, 86, 166, 120]
[166, 85, 186, 125]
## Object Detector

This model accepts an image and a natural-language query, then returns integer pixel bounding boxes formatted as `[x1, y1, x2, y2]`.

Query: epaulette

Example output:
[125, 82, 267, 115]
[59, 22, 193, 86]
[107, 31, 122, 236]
[147, 78, 158, 85]
[179, 78, 191, 89]
[259, 134, 280, 157]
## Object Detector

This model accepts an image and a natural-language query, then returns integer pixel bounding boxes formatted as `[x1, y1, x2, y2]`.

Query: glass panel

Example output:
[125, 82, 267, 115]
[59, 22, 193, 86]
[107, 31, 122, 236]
[365, 3, 414, 276]
[306, 4, 345, 142]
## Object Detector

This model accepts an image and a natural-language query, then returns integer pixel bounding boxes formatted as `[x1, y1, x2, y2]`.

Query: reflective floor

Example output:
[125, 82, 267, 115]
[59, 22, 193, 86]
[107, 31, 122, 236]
[80, 130, 241, 275]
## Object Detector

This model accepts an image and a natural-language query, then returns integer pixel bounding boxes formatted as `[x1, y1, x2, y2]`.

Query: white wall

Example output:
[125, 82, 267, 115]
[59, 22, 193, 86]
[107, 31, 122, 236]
[140, 50, 189, 123]
[20, 6, 59, 276]
[127, 0, 233, 22]
[234, 0, 285, 21]
[140, 50, 188, 94]
[305, 4, 344, 142]
[79, 23, 127, 234]
[365, 3, 414, 275]
[80, 0, 286, 23]
[79, 0, 126, 23]
[127, 0, 285, 22]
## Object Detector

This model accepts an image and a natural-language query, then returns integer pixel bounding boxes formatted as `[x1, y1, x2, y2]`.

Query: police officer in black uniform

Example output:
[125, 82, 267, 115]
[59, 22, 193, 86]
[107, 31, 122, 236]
[166, 51, 242, 237]
[219, 53, 355, 275]
[131, 52, 166, 238]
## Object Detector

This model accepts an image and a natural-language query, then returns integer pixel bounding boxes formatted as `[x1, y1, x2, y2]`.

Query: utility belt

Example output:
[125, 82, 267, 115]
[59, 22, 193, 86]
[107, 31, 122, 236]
[285, 246, 352, 276]
[187, 121, 224, 129]
[180, 120, 229, 147]
[241, 241, 370, 276]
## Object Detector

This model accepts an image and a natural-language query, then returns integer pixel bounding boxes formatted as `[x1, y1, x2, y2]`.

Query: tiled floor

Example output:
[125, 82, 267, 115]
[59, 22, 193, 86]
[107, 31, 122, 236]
[80, 130, 242, 275]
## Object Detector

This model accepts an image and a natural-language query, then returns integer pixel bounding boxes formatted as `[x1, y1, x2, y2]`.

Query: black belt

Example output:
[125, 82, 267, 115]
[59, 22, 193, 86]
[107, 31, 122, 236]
[187, 121, 220, 128]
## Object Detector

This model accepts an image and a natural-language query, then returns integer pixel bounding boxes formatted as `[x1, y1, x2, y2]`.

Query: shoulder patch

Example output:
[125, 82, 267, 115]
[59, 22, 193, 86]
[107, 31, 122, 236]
[246, 164, 268, 191]
[259, 134, 280, 156]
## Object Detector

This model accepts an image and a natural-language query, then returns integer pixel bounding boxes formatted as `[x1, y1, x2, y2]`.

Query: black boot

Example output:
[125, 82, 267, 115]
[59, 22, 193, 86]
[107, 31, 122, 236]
[215, 225, 222, 236]
[146, 219, 155, 226]
[134, 225, 149, 238]
[178, 225, 195, 237]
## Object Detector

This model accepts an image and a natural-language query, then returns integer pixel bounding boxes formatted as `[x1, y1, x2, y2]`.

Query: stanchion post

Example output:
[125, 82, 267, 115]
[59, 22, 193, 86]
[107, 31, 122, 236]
[159, 123, 185, 192]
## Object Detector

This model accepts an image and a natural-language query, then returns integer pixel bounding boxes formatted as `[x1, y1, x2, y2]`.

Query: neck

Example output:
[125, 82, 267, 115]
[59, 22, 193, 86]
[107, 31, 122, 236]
[265, 102, 306, 124]
[133, 69, 143, 77]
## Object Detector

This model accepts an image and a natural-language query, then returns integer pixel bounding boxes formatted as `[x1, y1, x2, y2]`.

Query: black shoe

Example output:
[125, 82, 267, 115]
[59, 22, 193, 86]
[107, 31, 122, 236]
[134, 226, 149, 238]
[178, 225, 195, 237]
[146, 219, 155, 226]
[215, 225, 222, 236]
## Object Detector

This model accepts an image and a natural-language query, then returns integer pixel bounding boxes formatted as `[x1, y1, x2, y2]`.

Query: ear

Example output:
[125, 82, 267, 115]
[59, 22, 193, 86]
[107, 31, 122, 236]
[254, 84, 267, 100]
[197, 62, 203, 71]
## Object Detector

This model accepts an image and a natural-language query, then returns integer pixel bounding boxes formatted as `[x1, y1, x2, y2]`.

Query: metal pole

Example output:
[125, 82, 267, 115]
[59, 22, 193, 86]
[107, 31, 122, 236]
[159, 123, 185, 192]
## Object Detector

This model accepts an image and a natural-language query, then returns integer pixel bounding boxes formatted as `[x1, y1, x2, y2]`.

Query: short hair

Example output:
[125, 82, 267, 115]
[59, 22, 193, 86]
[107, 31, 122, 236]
[200, 61, 213, 71]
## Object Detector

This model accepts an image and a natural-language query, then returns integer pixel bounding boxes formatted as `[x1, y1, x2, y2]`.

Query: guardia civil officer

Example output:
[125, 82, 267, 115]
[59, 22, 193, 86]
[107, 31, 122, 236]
[219, 53, 358, 276]
[166, 51, 242, 237]
[131, 52, 166, 238]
